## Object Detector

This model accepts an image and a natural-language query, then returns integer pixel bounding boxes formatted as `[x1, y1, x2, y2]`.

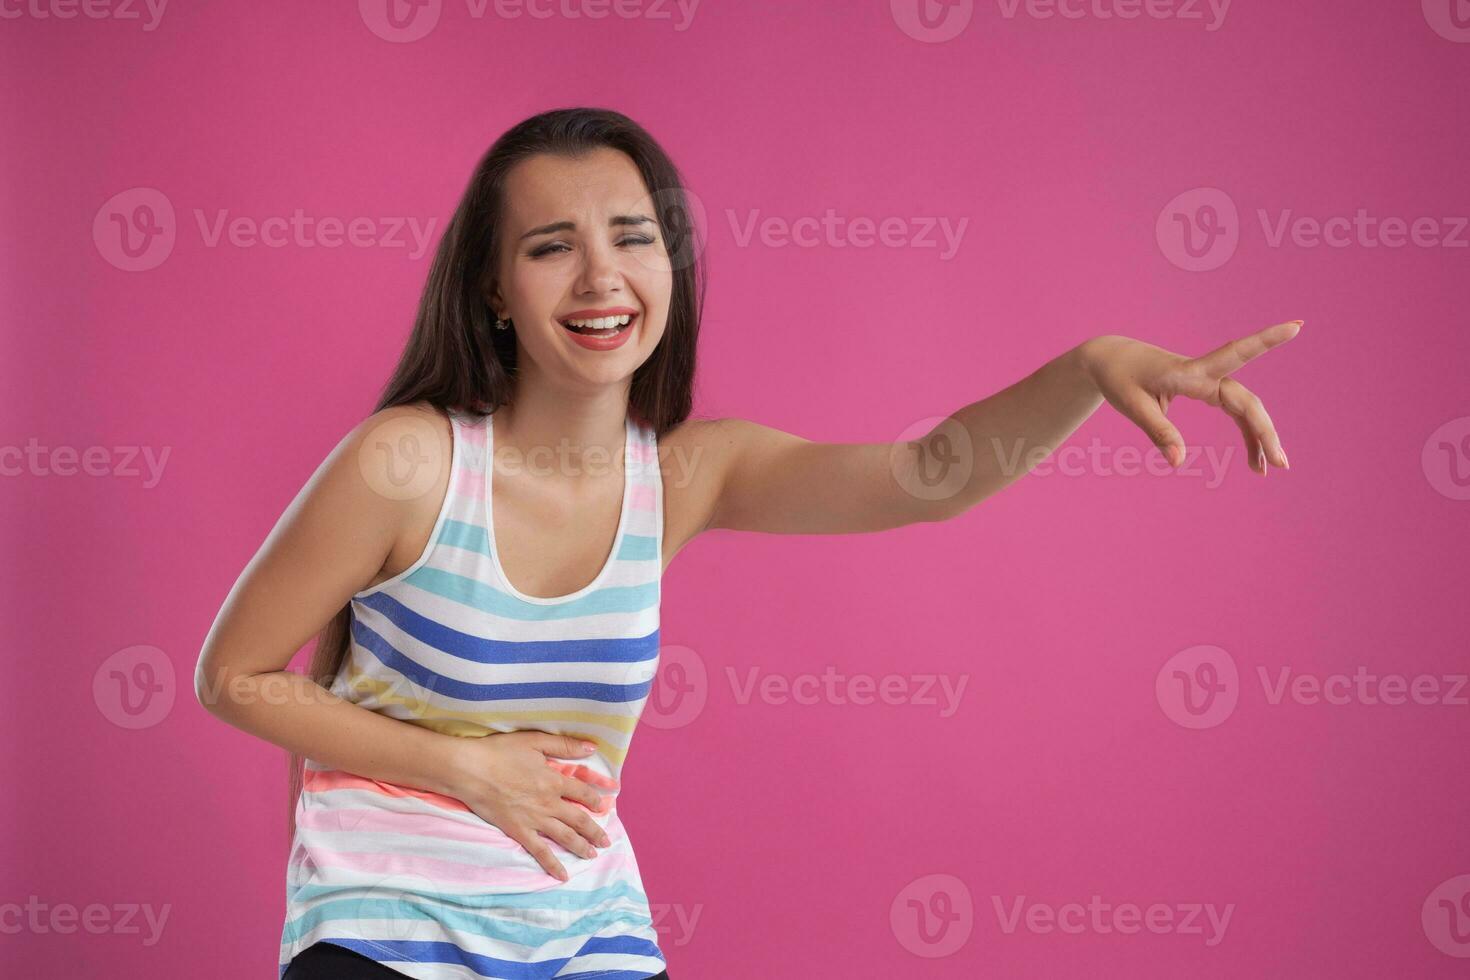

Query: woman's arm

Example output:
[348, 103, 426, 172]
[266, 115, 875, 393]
[194, 404, 467, 794]
[193, 404, 614, 878]
[702, 322, 1301, 534]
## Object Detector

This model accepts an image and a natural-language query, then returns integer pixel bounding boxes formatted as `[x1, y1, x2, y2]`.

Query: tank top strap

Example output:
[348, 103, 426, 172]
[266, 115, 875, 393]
[439, 408, 490, 531]
[620, 414, 663, 569]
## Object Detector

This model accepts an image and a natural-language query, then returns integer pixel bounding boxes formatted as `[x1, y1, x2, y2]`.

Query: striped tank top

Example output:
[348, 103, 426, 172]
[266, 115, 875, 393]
[279, 406, 667, 979]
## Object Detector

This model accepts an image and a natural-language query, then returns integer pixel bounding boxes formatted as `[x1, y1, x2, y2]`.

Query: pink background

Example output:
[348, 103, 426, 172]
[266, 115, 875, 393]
[4, 0, 1468, 976]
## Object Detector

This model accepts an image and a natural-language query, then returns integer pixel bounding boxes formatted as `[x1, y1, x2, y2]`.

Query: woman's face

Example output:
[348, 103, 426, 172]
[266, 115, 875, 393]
[490, 147, 672, 393]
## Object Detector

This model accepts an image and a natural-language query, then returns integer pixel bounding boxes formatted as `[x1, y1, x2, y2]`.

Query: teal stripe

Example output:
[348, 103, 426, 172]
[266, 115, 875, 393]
[282, 882, 654, 947]
[616, 534, 658, 561]
[404, 566, 657, 621]
[287, 880, 649, 912]
[438, 518, 490, 556]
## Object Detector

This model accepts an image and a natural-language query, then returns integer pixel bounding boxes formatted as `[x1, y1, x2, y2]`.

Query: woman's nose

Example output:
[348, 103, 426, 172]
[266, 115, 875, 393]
[576, 243, 623, 294]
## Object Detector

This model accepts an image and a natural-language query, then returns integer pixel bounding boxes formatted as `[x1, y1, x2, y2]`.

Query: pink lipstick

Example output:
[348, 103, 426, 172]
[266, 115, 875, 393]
[557, 308, 638, 352]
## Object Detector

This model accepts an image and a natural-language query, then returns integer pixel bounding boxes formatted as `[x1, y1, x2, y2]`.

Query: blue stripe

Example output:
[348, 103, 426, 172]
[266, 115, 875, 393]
[402, 566, 658, 621]
[356, 590, 660, 665]
[571, 933, 666, 957]
[351, 619, 654, 704]
[310, 935, 661, 979]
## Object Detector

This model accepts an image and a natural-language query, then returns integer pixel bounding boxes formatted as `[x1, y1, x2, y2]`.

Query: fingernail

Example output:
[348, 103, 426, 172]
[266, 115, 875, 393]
[1281, 448, 1289, 469]
[1257, 447, 1265, 474]
[582, 742, 597, 753]
[600, 836, 611, 847]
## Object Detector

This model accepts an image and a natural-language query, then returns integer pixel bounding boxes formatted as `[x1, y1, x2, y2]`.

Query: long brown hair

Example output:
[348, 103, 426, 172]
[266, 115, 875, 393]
[287, 107, 706, 842]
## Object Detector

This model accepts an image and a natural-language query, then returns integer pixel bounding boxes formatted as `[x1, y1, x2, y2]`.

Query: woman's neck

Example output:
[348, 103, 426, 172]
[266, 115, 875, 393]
[495, 376, 631, 479]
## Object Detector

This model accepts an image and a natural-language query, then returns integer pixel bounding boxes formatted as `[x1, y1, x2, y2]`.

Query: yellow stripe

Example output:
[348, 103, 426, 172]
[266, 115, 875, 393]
[342, 662, 638, 764]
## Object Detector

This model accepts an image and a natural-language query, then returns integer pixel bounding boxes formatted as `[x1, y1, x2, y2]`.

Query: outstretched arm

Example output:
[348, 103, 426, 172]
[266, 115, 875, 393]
[702, 321, 1301, 535]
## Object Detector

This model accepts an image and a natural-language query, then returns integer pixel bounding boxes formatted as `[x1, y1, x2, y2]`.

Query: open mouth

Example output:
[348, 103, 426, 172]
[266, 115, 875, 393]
[558, 313, 637, 337]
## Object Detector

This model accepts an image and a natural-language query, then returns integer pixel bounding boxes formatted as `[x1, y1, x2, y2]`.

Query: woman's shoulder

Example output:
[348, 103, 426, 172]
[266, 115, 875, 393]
[652, 416, 774, 553]
[307, 400, 455, 530]
[654, 415, 740, 479]
[657, 414, 746, 448]
[343, 400, 455, 472]
[323, 400, 457, 587]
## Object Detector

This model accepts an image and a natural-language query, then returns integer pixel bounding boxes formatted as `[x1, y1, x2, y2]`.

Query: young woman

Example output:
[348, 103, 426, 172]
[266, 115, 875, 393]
[194, 107, 1298, 980]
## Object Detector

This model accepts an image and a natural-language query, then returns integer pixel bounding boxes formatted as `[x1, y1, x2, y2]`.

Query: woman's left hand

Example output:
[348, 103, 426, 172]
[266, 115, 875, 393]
[1080, 320, 1302, 475]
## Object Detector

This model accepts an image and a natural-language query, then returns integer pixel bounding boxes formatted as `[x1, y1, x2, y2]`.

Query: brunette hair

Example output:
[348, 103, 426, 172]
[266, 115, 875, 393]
[287, 107, 705, 841]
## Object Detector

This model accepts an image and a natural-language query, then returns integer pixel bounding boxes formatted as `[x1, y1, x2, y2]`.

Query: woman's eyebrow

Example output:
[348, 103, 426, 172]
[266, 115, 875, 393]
[519, 214, 656, 241]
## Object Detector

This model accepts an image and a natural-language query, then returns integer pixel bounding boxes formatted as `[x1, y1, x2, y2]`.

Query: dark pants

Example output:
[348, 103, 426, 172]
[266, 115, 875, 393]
[283, 940, 671, 979]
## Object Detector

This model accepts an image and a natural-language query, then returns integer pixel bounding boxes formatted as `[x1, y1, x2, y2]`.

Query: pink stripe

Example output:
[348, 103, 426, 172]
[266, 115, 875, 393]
[628, 483, 656, 511]
[457, 419, 487, 448]
[298, 807, 618, 851]
[303, 767, 472, 812]
[297, 846, 644, 889]
[299, 768, 624, 830]
[454, 464, 486, 499]
[298, 809, 525, 850]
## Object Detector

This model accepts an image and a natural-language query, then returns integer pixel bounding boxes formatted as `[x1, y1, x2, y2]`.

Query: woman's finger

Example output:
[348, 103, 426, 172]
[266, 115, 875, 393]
[530, 732, 600, 761]
[557, 798, 613, 849]
[1189, 320, 1302, 381]
[540, 819, 599, 862]
[1218, 377, 1287, 471]
[1223, 406, 1267, 475]
[557, 771, 612, 817]
[503, 823, 568, 882]
[1117, 385, 1187, 467]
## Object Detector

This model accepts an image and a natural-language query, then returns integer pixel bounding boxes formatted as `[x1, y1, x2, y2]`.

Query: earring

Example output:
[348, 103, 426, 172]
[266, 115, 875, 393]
[495, 317, 512, 331]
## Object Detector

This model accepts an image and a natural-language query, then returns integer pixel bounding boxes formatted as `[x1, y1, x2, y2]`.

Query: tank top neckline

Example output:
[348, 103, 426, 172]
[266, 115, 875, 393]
[482, 408, 636, 606]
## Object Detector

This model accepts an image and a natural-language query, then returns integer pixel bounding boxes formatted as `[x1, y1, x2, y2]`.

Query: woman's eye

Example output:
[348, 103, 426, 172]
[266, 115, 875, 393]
[529, 236, 655, 259]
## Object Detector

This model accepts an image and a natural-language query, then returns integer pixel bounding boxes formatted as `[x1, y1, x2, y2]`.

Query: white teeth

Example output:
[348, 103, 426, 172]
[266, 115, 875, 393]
[564, 314, 632, 330]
